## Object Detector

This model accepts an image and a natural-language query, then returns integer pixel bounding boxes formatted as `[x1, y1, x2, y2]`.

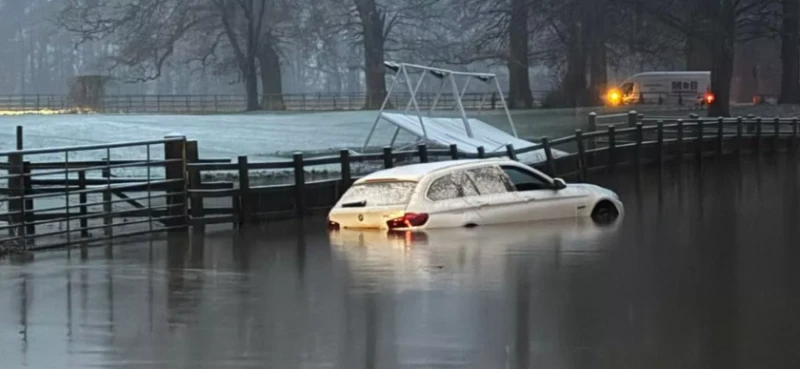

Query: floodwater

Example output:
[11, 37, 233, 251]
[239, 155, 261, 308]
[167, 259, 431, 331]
[2, 157, 800, 369]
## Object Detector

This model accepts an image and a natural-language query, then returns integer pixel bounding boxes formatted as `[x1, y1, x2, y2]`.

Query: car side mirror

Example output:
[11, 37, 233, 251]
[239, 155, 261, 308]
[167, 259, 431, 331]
[553, 178, 567, 190]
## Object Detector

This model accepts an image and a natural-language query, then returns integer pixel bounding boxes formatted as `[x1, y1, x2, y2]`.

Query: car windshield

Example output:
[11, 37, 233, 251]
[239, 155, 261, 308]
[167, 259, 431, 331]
[338, 181, 417, 207]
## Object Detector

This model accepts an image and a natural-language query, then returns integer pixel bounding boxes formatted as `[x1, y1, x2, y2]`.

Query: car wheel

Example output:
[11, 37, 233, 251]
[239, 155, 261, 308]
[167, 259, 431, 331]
[591, 201, 619, 224]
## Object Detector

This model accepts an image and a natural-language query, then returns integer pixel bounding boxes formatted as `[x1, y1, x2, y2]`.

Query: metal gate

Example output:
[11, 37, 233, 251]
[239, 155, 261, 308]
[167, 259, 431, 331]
[0, 137, 188, 251]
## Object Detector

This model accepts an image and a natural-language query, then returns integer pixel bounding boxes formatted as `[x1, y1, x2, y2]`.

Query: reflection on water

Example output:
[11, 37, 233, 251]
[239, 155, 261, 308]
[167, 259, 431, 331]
[1, 157, 800, 368]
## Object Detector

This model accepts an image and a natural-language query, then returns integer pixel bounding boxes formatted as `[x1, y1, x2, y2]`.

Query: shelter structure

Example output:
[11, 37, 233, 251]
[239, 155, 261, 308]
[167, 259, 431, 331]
[361, 62, 565, 162]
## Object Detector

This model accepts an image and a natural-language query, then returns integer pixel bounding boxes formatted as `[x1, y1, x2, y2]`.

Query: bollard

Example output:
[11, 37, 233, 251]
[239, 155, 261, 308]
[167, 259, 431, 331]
[542, 138, 557, 177]
[449, 144, 459, 160]
[417, 144, 429, 163]
[293, 153, 306, 217]
[339, 149, 352, 191]
[383, 147, 394, 168]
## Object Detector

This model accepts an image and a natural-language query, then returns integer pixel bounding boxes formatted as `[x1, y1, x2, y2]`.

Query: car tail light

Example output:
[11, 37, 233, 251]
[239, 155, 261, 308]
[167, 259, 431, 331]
[386, 212, 429, 229]
[327, 218, 340, 230]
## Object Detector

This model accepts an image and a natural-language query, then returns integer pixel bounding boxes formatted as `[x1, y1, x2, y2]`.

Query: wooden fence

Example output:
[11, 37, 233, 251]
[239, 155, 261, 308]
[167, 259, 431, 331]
[2, 111, 798, 252]
[0, 91, 550, 114]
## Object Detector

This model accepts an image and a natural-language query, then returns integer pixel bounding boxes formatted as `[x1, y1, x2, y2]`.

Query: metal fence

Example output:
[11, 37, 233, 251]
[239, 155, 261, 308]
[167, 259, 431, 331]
[0, 92, 551, 114]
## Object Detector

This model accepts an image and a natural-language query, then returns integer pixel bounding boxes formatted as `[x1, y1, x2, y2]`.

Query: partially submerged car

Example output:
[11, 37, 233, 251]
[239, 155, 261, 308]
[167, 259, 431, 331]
[327, 159, 623, 230]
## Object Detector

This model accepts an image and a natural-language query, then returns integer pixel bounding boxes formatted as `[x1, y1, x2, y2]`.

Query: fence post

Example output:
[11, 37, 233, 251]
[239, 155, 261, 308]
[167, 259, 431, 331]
[293, 153, 306, 217]
[78, 170, 89, 237]
[635, 123, 643, 174]
[163, 135, 188, 231]
[102, 161, 113, 238]
[774, 117, 781, 154]
[608, 125, 616, 174]
[736, 117, 744, 157]
[506, 144, 517, 161]
[477, 146, 486, 159]
[542, 138, 557, 177]
[20, 161, 33, 243]
[8, 152, 24, 244]
[237, 156, 250, 225]
[717, 117, 724, 158]
[756, 117, 762, 156]
[449, 144, 459, 160]
[185, 141, 204, 229]
[418, 144, 429, 163]
[576, 130, 587, 181]
[340, 149, 352, 192]
[657, 122, 664, 169]
[676, 120, 684, 162]
[587, 112, 597, 151]
[16, 125, 23, 150]
[627, 110, 637, 142]
[383, 147, 394, 168]
[695, 119, 704, 164]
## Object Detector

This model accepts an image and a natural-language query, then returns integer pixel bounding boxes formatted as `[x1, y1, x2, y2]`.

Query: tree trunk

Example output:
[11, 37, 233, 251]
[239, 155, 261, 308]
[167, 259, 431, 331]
[588, 2, 608, 106]
[686, 35, 712, 70]
[562, 21, 588, 107]
[779, 0, 800, 103]
[707, 0, 735, 117]
[507, 0, 534, 109]
[243, 57, 260, 111]
[258, 42, 286, 110]
[355, 0, 387, 110]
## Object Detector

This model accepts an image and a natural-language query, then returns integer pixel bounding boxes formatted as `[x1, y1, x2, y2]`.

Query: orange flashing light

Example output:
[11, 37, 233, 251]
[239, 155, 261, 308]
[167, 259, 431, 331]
[704, 92, 715, 105]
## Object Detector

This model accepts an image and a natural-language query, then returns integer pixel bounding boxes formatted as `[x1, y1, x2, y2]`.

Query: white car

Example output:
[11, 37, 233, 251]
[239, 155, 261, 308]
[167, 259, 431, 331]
[327, 159, 623, 230]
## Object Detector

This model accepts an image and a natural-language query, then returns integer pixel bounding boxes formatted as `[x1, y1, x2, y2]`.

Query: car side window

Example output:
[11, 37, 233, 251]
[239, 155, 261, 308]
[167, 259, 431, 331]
[467, 166, 512, 195]
[501, 166, 551, 192]
[452, 170, 480, 197]
[427, 174, 462, 201]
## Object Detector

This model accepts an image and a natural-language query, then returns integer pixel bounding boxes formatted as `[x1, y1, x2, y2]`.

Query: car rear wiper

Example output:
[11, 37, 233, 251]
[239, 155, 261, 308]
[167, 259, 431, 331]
[341, 200, 367, 208]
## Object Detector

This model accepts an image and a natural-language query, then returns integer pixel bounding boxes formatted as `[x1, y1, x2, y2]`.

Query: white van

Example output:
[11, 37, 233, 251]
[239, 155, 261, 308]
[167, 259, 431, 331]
[606, 71, 712, 106]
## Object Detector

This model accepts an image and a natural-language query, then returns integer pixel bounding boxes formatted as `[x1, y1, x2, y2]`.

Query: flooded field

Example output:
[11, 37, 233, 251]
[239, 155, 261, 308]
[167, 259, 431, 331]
[2, 157, 800, 369]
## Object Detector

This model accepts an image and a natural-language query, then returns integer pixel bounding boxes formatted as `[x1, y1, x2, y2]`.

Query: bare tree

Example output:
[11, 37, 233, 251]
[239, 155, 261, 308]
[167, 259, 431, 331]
[58, 0, 291, 111]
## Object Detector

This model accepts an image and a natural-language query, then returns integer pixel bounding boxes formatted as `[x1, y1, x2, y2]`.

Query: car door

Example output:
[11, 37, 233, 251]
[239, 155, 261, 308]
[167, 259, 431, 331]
[464, 165, 527, 225]
[423, 172, 481, 228]
[499, 165, 589, 221]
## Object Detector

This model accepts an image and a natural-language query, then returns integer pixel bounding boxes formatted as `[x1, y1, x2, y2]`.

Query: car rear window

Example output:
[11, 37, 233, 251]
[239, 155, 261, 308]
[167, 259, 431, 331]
[338, 181, 418, 207]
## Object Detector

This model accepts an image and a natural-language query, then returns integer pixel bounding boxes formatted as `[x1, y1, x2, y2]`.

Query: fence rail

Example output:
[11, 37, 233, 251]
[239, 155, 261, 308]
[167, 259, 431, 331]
[0, 91, 551, 114]
[2, 111, 798, 253]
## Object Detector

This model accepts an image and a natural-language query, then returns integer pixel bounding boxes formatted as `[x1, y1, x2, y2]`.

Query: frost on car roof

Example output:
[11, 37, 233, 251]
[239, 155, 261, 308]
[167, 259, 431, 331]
[338, 181, 417, 207]
[355, 159, 508, 183]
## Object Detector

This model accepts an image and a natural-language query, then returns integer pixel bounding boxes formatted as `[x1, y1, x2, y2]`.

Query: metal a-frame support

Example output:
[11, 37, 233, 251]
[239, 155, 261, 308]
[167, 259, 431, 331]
[361, 62, 518, 152]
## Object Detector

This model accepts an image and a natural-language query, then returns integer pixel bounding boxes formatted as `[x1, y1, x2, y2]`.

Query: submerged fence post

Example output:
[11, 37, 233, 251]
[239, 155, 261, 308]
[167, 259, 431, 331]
[676, 120, 684, 162]
[339, 149, 352, 192]
[587, 112, 597, 151]
[774, 117, 781, 154]
[22, 162, 33, 242]
[16, 125, 23, 150]
[736, 117, 744, 157]
[78, 170, 89, 237]
[383, 147, 394, 169]
[635, 123, 643, 175]
[8, 152, 24, 243]
[477, 146, 486, 159]
[756, 117, 763, 155]
[449, 144, 459, 160]
[657, 121, 664, 169]
[418, 144, 429, 163]
[237, 156, 251, 225]
[717, 117, 724, 158]
[293, 153, 306, 217]
[695, 119, 704, 164]
[542, 138, 557, 177]
[575, 129, 587, 181]
[185, 141, 204, 229]
[163, 135, 188, 231]
[607, 125, 616, 174]
[506, 144, 517, 161]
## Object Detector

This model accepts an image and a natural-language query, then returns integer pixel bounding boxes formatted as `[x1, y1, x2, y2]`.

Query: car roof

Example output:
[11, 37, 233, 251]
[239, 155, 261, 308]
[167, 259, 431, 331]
[354, 159, 515, 184]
